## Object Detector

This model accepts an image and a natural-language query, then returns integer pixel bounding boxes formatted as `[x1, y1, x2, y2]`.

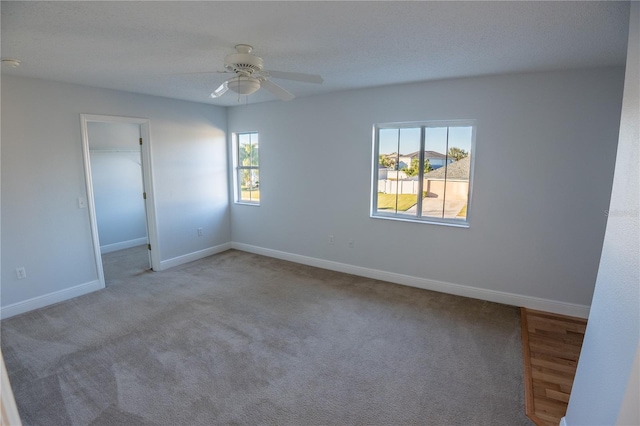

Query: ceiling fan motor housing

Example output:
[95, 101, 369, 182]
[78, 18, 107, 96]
[224, 45, 264, 74]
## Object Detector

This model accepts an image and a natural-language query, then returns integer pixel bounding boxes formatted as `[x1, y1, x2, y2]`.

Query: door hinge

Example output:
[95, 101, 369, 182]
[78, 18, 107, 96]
[143, 192, 147, 200]
[148, 244, 151, 251]
[139, 138, 143, 145]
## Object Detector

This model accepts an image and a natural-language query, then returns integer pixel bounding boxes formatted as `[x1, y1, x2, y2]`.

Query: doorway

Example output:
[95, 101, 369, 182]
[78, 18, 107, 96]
[80, 114, 160, 288]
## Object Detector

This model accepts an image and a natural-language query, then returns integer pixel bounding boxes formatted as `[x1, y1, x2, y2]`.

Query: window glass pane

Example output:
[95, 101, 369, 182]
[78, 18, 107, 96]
[249, 134, 259, 166]
[422, 126, 472, 221]
[377, 128, 419, 215]
[444, 127, 472, 221]
[238, 135, 251, 167]
[377, 128, 400, 214]
[395, 128, 420, 216]
[239, 169, 260, 202]
[236, 132, 260, 204]
[422, 127, 447, 219]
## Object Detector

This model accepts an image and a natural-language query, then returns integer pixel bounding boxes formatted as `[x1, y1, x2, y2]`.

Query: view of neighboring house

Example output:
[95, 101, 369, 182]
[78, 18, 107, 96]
[378, 155, 470, 195]
[397, 151, 454, 170]
[377, 155, 471, 219]
[379, 150, 455, 181]
[423, 155, 471, 199]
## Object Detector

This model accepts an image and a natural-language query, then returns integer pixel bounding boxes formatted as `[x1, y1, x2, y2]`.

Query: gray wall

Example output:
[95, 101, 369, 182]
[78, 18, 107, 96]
[1, 75, 230, 308]
[227, 67, 624, 308]
[91, 151, 147, 248]
[0, 67, 626, 316]
[87, 122, 147, 250]
[565, 3, 640, 424]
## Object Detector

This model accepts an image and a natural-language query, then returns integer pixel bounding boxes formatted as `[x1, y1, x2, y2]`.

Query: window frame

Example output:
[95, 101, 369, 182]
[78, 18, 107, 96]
[371, 120, 476, 227]
[233, 131, 260, 206]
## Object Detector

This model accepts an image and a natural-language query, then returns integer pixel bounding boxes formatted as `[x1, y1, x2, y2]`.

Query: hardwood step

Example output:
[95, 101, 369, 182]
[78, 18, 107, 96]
[521, 308, 587, 426]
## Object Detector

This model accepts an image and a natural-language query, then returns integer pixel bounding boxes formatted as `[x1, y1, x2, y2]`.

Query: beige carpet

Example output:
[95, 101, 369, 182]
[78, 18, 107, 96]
[1, 250, 532, 425]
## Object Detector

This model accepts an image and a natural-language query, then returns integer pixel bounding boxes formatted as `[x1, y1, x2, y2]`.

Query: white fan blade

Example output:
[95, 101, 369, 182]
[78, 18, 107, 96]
[211, 81, 229, 98]
[173, 70, 231, 75]
[261, 79, 295, 101]
[263, 70, 324, 84]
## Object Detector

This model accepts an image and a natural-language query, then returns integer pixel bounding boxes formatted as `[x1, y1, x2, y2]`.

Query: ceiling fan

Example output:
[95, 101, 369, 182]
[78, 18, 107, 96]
[211, 44, 323, 101]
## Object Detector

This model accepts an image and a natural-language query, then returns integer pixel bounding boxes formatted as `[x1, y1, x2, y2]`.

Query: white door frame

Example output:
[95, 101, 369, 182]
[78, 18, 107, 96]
[80, 114, 161, 288]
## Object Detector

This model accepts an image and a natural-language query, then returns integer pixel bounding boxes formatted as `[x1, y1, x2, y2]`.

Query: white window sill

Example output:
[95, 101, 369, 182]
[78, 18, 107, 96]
[370, 213, 469, 228]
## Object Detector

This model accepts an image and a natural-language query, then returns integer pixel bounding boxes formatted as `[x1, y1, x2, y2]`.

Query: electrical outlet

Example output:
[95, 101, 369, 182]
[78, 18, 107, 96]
[16, 267, 26, 280]
[197, 228, 203, 237]
[348, 239, 354, 248]
[329, 235, 334, 245]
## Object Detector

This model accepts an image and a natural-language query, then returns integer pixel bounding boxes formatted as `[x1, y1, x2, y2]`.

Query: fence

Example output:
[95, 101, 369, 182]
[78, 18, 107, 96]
[379, 179, 469, 200]
[378, 179, 419, 195]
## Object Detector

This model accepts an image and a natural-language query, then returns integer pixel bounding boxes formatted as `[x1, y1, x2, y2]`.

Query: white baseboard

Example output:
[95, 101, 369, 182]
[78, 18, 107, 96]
[100, 237, 148, 254]
[231, 243, 590, 318]
[159, 242, 232, 271]
[0, 243, 232, 319]
[0, 280, 103, 320]
[1, 242, 589, 320]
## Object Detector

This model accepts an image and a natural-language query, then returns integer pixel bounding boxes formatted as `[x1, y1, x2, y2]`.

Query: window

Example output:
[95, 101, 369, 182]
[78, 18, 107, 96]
[234, 132, 260, 204]
[372, 121, 475, 226]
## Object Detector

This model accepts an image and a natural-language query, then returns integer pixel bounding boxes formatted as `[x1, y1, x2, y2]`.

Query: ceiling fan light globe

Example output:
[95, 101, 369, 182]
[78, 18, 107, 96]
[228, 76, 261, 95]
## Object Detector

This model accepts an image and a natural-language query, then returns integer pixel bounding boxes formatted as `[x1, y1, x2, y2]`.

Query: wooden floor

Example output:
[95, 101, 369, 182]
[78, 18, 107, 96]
[520, 308, 587, 426]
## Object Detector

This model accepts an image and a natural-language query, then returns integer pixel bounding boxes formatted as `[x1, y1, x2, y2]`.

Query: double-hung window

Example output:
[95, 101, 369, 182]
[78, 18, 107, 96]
[372, 120, 475, 226]
[234, 132, 260, 204]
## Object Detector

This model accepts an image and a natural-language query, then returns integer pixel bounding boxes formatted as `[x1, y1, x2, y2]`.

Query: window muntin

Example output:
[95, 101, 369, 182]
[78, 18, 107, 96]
[373, 121, 475, 226]
[235, 132, 260, 204]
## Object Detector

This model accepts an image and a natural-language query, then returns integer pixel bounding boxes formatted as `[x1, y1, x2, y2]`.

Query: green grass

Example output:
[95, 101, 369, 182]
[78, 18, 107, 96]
[377, 193, 417, 211]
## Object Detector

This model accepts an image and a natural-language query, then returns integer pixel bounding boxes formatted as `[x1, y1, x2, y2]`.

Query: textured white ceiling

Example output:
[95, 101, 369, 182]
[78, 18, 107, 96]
[0, 1, 630, 107]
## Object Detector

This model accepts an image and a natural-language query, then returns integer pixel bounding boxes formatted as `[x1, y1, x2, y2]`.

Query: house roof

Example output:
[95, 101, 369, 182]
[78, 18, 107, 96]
[424, 156, 471, 180]
[0, 2, 629, 107]
[401, 151, 448, 160]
